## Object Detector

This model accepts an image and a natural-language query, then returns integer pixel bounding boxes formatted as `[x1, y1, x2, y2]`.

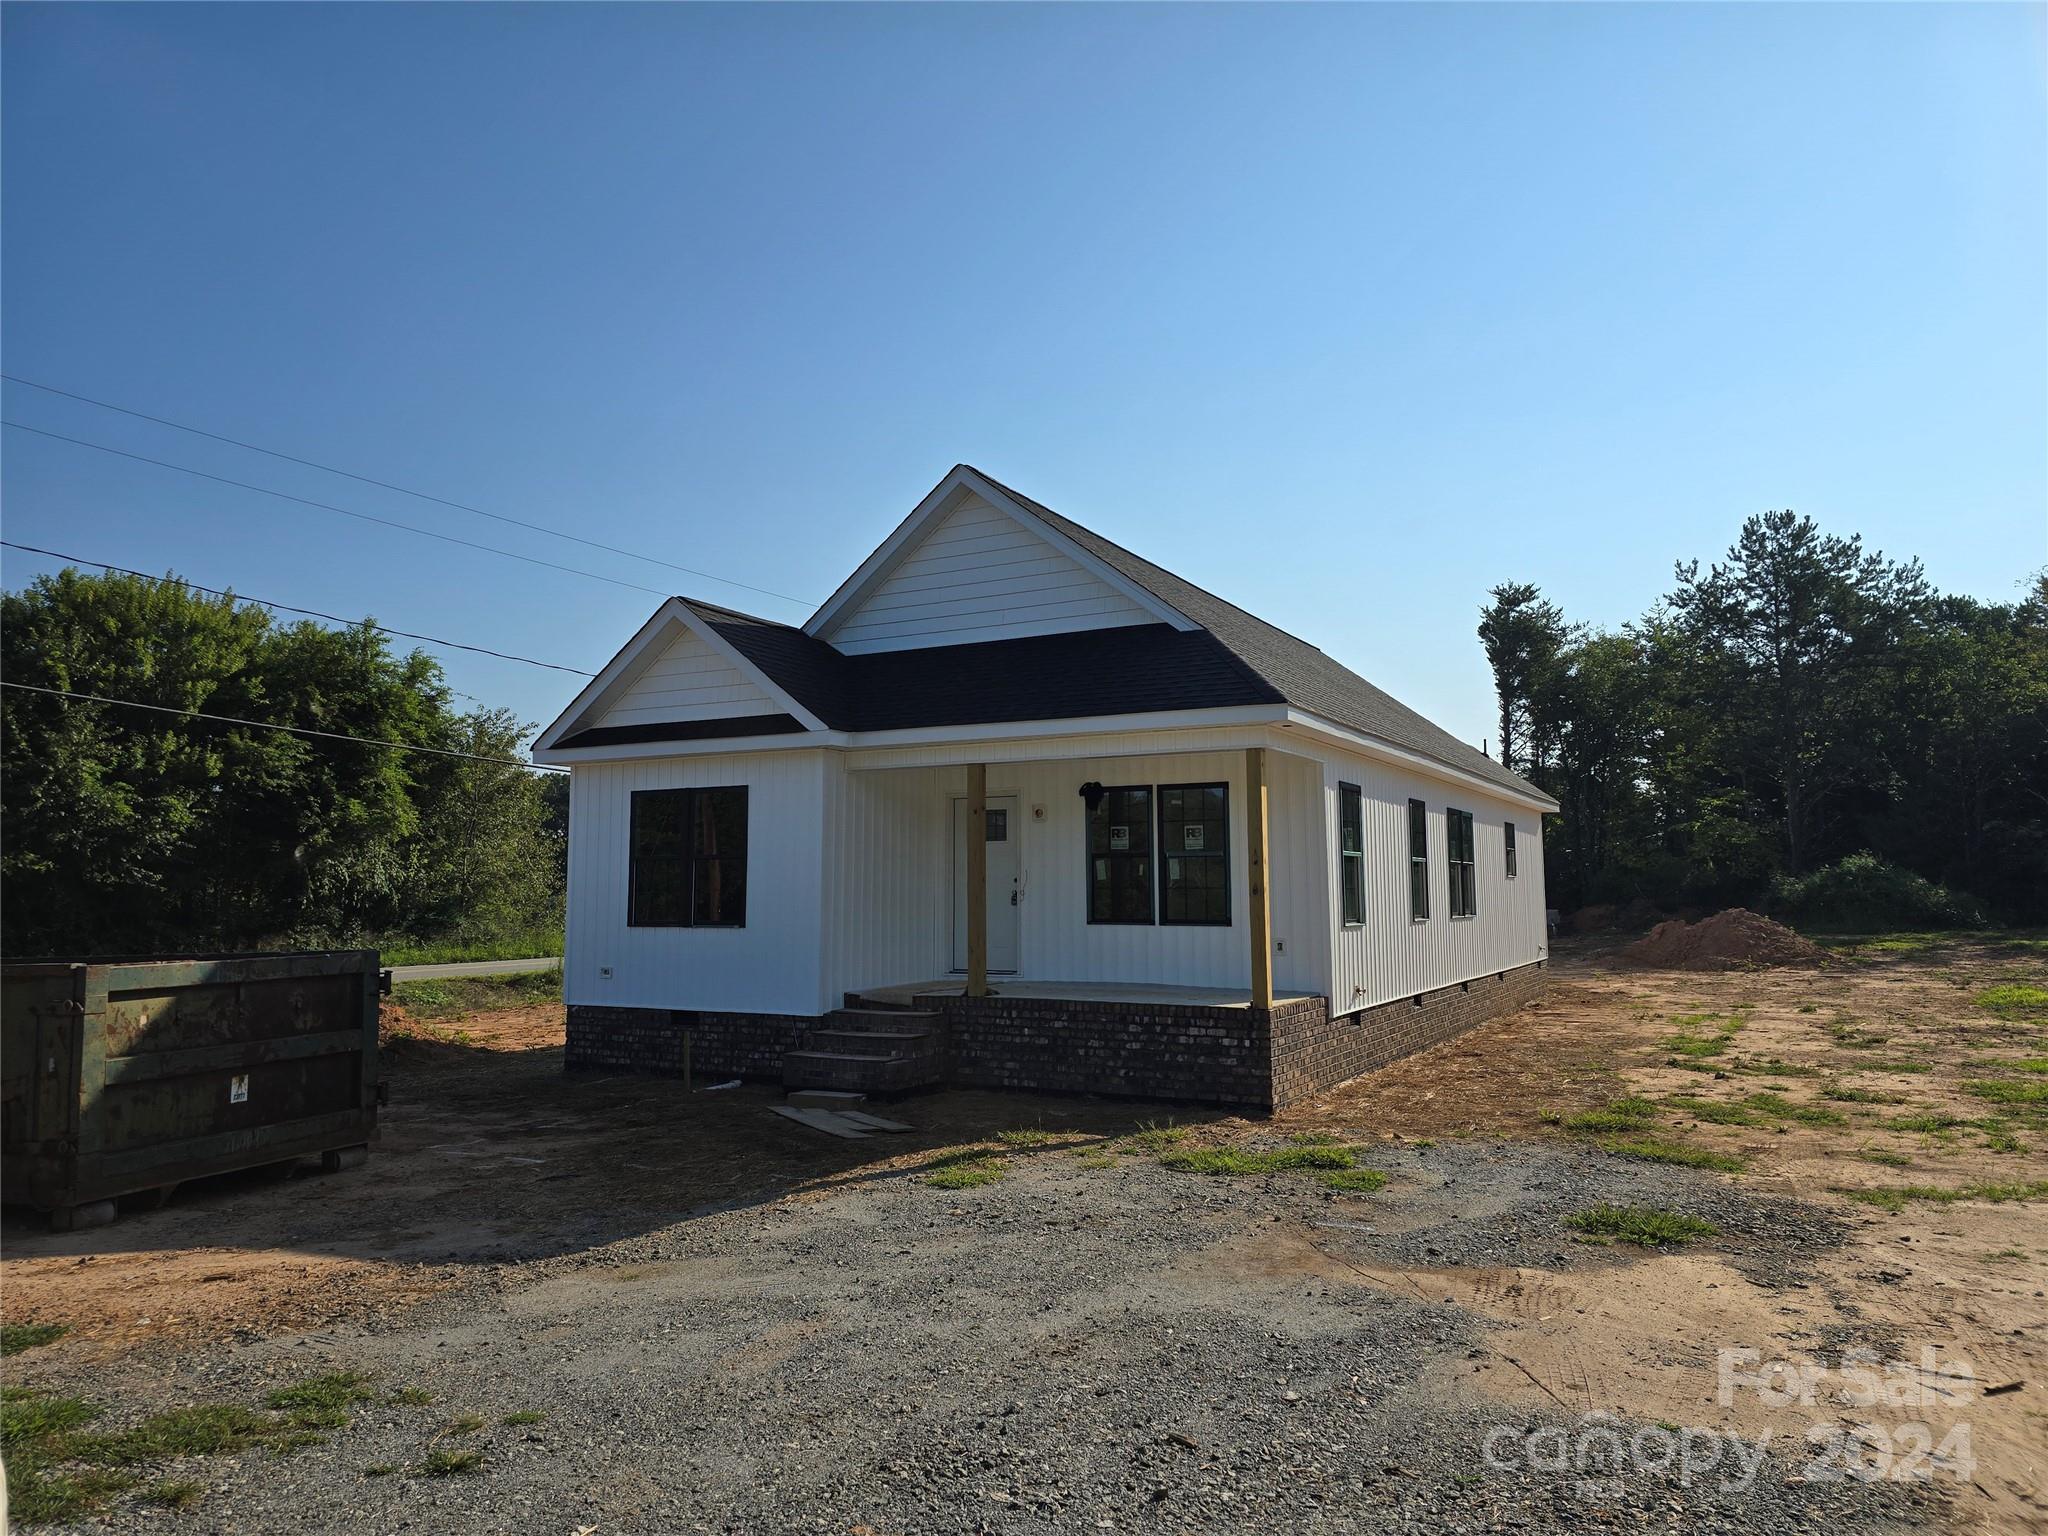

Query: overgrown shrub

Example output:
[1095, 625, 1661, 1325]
[1770, 853, 1986, 933]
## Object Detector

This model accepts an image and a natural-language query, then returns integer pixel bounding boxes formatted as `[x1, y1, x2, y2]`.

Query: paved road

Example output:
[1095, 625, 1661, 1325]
[387, 956, 560, 981]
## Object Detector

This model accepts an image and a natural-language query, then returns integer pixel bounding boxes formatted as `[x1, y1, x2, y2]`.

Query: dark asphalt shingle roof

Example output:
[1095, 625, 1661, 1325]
[606, 476, 1549, 805]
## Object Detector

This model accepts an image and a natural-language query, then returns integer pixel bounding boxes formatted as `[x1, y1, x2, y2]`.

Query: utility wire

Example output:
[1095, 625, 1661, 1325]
[0, 539, 595, 676]
[0, 680, 566, 774]
[3, 418, 677, 598]
[1, 373, 818, 608]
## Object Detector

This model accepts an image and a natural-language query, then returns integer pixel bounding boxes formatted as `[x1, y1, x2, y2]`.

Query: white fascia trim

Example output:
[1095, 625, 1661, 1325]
[531, 597, 827, 755]
[802, 466, 1195, 641]
[532, 704, 1292, 767]
[1280, 708, 1561, 814]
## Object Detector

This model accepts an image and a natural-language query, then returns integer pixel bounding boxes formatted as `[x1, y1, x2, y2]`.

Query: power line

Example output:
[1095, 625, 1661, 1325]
[1, 373, 819, 608]
[3, 418, 678, 598]
[0, 680, 565, 774]
[1, 539, 595, 676]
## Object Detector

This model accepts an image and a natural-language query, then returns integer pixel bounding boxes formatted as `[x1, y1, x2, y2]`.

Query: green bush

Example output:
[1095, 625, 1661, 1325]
[1771, 853, 1986, 933]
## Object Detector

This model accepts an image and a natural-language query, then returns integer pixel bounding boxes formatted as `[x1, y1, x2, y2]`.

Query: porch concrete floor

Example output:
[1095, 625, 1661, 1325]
[860, 978, 1316, 1009]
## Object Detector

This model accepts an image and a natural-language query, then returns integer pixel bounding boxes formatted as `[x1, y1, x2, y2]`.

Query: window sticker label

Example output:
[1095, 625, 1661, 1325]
[229, 1074, 250, 1104]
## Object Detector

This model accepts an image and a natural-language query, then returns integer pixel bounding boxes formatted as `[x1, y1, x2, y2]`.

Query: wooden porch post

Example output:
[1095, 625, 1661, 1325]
[966, 762, 989, 998]
[1246, 747, 1274, 1009]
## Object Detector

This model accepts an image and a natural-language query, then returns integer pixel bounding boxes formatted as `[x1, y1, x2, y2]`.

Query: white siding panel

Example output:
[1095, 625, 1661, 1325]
[597, 628, 777, 727]
[564, 751, 826, 1015]
[1305, 743, 1549, 1014]
[828, 493, 1153, 653]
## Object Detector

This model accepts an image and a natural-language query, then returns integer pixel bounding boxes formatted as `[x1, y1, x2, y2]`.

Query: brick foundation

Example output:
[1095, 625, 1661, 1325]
[565, 960, 1546, 1109]
[1269, 961, 1547, 1107]
[564, 1004, 811, 1080]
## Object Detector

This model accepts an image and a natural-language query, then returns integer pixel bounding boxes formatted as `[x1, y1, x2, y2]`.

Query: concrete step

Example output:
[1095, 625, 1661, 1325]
[807, 1028, 930, 1053]
[788, 1088, 866, 1110]
[783, 1047, 946, 1095]
[828, 1007, 940, 1027]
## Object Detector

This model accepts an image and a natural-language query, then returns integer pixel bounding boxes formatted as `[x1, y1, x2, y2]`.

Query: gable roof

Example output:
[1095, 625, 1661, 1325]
[960, 468, 1548, 804]
[544, 469, 1552, 807]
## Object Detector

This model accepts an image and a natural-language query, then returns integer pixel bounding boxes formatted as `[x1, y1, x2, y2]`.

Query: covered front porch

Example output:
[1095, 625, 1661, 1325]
[824, 737, 1332, 1016]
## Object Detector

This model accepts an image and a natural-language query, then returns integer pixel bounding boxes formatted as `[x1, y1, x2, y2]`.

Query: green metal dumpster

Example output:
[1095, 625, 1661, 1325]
[2, 950, 381, 1230]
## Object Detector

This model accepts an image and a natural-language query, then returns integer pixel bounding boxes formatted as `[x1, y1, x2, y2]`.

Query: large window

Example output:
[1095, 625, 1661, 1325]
[1447, 806, 1477, 918]
[1407, 798, 1429, 921]
[1505, 820, 1518, 880]
[1338, 782, 1365, 925]
[630, 786, 748, 927]
[1087, 786, 1154, 923]
[1159, 782, 1230, 925]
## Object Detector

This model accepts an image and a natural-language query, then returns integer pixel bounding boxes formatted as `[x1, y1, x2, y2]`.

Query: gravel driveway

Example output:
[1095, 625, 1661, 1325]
[29, 1130, 1937, 1535]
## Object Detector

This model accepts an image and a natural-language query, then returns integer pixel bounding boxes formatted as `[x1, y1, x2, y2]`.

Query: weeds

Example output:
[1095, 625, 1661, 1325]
[1966, 1078, 2048, 1107]
[441, 1414, 486, 1436]
[1824, 1085, 1909, 1105]
[1566, 1204, 1720, 1247]
[419, 1448, 484, 1476]
[392, 967, 561, 1020]
[1597, 1136, 1746, 1172]
[1840, 1179, 2048, 1214]
[1975, 984, 2048, 1021]
[926, 1148, 1006, 1188]
[0, 1321, 67, 1356]
[1663, 1095, 1766, 1127]
[1116, 1121, 1191, 1155]
[1318, 1169, 1389, 1193]
[994, 1128, 1058, 1148]
[501, 1411, 545, 1427]
[141, 1479, 204, 1511]
[266, 1372, 373, 1432]
[1559, 1097, 1660, 1135]
[1158, 1144, 1357, 1176]
[1667, 1012, 1745, 1061]
[1859, 1149, 1913, 1167]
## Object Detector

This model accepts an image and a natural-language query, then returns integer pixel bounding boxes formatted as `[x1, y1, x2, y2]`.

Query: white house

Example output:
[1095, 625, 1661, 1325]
[534, 466, 1556, 1109]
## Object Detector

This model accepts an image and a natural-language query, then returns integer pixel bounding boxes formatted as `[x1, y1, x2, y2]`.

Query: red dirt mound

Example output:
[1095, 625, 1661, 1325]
[1620, 908, 1826, 970]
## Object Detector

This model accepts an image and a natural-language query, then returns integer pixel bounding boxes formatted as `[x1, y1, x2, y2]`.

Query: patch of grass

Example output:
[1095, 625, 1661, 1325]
[9, 1465, 139, 1525]
[363, 1463, 401, 1478]
[1854, 1059, 1933, 1075]
[1841, 1179, 2048, 1214]
[0, 1321, 68, 1356]
[1664, 1095, 1766, 1127]
[376, 928, 562, 968]
[419, 1448, 484, 1476]
[1560, 1097, 1660, 1135]
[1565, 1204, 1720, 1247]
[265, 1371, 374, 1431]
[1667, 1012, 1744, 1060]
[441, 1414, 486, 1436]
[926, 1149, 1006, 1188]
[1984, 1248, 2029, 1262]
[1744, 1092, 1848, 1127]
[73, 1404, 274, 1465]
[1072, 1148, 1116, 1169]
[1976, 984, 2048, 1021]
[1732, 1057, 1823, 1078]
[1825, 1015, 1892, 1049]
[994, 1127, 1058, 1147]
[1859, 1148, 1914, 1168]
[141, 1479, 204, 1511]
[1966, 1078, 2048, 1107]
[389, 1387, 433, 1406]
[1, 1389, 102, 1444]
[1597, 1136, 1746, 1173]
[1116, 1120, 1191, 1155]
[1319, 1168, 1389, 1193]
[1158, 1143, 1358, 1176]
[2014, 1059, 2048, 1074]
[500, 1411, 545, 1427]
[1824, 1085, 1909, 1105]
[392, 966, 561, 1020]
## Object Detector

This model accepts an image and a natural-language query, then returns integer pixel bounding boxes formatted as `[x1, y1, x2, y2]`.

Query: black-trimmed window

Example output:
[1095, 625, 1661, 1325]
[1505, 820, 1518, 880]
[1338, 782, 1365, 925]
[1087, 786, 1154, 923]
[630, 786, 748, 927]
[1447, 806, 1477, 918]
[1407, 798, 1429, 921]
[1159, 782, 1229, 925]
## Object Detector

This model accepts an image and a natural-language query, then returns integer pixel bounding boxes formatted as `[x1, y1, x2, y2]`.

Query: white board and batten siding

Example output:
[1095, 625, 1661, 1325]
[824, 492, 1154, 653]
[565, 750, 829, 1017]
[1298, 740, 1549, 1016]
[595, 626, 778, 729]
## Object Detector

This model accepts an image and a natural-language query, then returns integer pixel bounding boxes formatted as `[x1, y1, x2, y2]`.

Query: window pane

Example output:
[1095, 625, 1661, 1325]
[1165, 853, 1227, 923]
[1342, 854, 1364, 925]
[1410, 857, 1428, 921]
[693, 787, 748, 859]
[1088, 787, 1153, 922]
[630, 789, 692, 926]
[692, 856, 747, 925]
[1339, 784, 1362, 854]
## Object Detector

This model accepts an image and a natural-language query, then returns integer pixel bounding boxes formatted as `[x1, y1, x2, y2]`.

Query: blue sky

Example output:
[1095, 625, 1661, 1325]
[4, 3, 2042, 753]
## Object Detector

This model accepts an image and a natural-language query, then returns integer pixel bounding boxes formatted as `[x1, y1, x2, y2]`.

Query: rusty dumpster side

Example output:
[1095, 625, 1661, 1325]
[1, 950, 381, 1226]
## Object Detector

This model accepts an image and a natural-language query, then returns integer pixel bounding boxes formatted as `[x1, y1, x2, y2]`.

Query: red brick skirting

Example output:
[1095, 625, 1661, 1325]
[565, 960, 1546, 1109]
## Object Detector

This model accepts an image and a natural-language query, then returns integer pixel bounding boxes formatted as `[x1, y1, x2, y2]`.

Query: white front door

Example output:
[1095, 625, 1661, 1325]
[952, 795, 1020, 974]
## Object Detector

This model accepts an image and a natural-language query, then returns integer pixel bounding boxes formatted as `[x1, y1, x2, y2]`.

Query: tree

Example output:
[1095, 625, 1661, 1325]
[1666, 511, 1929, 873]
[1478, 582, 1571, 776]
[2, 567, 564, 955]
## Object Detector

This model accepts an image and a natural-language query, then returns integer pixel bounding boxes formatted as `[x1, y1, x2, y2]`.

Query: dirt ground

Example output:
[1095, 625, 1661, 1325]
[3, 938, 2043, 1532]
